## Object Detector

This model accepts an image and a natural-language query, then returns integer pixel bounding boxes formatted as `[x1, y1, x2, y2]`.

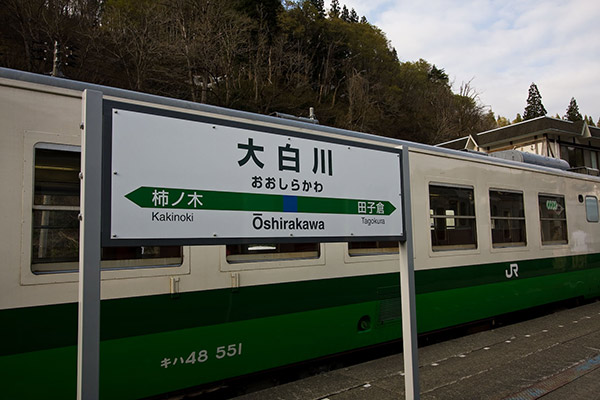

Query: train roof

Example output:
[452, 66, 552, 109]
[1, 67, 599, 182]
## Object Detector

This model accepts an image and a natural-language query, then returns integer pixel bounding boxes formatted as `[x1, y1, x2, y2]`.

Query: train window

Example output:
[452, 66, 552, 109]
[31, 146, 183, 273]
[429, 184, 477, 250]
[538, 194, 568, 245]
[348, 241, 399, 256]
[489, 190, 526, 247]
[226, 243, 319, 263]
[586, 196, 599, 222]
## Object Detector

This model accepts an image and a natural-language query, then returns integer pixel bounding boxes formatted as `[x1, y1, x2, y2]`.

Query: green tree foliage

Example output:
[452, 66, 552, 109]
[328, 0, 340, 18]
[234, 0, 283, 36]
[523, 82, 547, 120]
[585, 116, 596, 127]
[308, 0, 325, 18]
[564, 97, 583, 122]
[513, 113, 523, 123]
[497, 116, 510, 127]
[340, 5, 349, 21]
[428, 65, 449, 84]
[0, 0, 495, 144]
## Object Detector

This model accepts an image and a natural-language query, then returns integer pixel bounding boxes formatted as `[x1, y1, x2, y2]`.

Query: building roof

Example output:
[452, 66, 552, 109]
[437, 117, 600, 150]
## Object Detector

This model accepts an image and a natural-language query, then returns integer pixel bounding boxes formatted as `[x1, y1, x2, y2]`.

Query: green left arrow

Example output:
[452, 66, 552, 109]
[124, 186, 397, 216]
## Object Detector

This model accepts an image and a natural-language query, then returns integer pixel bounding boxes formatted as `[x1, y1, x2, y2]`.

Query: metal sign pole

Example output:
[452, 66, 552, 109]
[400, 146, 420, 399]
[77, 89, 103, 400]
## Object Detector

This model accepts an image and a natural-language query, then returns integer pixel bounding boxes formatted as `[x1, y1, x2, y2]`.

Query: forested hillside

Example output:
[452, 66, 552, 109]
[0, 0, 497, 144]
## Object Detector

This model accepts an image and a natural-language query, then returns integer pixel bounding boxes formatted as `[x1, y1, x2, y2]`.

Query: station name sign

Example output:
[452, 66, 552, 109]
[102, 102, 404, 246]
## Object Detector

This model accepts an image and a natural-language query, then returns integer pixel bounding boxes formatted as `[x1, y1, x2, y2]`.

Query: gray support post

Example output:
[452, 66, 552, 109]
[77, 89, 103, 400]
[400, 146, 420, 399]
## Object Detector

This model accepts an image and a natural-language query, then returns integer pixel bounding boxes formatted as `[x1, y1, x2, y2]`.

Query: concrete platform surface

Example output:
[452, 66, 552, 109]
[232, 300, 600, 400]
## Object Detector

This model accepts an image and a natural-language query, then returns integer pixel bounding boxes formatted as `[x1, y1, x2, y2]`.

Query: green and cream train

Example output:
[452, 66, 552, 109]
[2, 68, 600, 399]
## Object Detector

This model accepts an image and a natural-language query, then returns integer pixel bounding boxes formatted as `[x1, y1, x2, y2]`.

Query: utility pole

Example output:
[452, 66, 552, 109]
[51, 40, 64, 77]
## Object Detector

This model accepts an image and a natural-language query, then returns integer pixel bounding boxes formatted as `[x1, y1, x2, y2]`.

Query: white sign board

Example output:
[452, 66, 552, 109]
[104, 103, 403, 245]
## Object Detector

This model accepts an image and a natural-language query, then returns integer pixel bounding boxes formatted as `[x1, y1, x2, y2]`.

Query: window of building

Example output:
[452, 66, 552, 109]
[538, 194, 568, 245]
[584, 150, 592, 168]
[586, 196, 599, 223]
[429, 184, 477, 250]
[348, 241, 399, 256]
[560, 144, 600, 170]
[589, 150, 597, 169]
[569, 146, 583, 167]
[489, 190, 526, 247]
[32, 146, 182, 273]
[226, 243, 319, 263]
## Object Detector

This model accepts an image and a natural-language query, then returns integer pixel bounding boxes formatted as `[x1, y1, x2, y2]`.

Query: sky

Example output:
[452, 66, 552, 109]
[339, 0, 600, 121]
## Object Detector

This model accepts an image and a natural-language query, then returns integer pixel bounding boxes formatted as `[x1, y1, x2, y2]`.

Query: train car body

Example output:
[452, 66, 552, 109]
[1, 69, 600, 399]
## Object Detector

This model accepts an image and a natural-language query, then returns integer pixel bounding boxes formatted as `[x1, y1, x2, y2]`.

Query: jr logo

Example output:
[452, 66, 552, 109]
[505, 263, 519, 279]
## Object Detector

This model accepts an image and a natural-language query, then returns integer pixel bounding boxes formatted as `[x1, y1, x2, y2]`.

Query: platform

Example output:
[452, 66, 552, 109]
[232, 300, 600, 400]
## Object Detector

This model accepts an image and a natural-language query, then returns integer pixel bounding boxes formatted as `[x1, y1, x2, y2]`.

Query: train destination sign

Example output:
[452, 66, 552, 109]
[104, 103, 404, 245]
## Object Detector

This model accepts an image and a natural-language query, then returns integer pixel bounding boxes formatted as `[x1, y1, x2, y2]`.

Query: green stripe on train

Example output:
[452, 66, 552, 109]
[2, 254, 600, 356]
[1, 260, 600, 399]
[1, 301, 393, 400]
[2, 265, 600, 399]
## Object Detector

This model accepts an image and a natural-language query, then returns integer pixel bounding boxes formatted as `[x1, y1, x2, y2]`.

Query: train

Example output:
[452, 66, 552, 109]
[1, 67, 600, 399]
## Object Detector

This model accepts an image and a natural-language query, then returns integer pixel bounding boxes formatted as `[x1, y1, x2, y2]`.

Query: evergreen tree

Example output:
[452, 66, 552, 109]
[329, 0, 340, 18]
[341, 5, 349, 21]
[428, 65, 448, 84]
[585, 115, 596, 127]
[513, 113, 523, 123]
[235, 0, 282, 28]
[564, 97, 582, 122]
[497, 116, 510, 127]
[523, 83, 547, 120]
[349, 8, 359, 23]
[310, 0, 326, 18]
[360, 15, 368, 24]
